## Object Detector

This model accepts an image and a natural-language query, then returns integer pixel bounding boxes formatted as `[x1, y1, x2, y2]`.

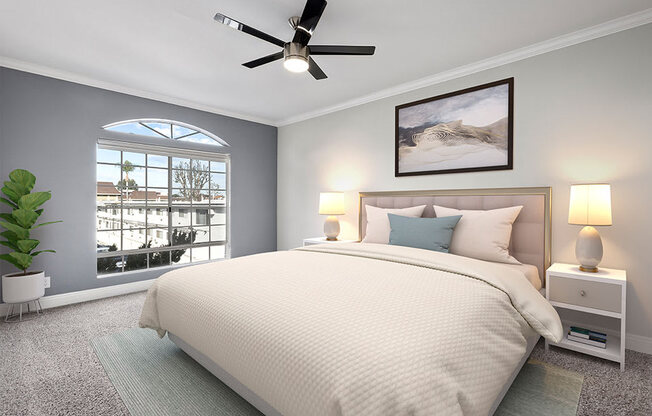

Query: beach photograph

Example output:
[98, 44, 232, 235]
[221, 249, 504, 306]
[395, 79, 513, 176]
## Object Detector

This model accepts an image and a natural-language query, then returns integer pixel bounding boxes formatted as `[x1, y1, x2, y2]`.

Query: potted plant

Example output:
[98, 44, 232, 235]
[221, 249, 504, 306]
[0, 169, 61, 304]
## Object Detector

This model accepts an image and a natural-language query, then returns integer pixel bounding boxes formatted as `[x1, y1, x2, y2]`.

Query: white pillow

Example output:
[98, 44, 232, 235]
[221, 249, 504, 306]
[362, 205, 426, 244]
[433, 205, 523, 264]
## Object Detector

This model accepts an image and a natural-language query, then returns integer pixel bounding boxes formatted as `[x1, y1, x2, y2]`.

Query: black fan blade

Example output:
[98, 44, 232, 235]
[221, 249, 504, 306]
[309, 45, 376, 56]
[292, 0, 327, 45]
[214, 13, 285, 48]
[308, 58, 327, 80]
[242, 52, 284, 68]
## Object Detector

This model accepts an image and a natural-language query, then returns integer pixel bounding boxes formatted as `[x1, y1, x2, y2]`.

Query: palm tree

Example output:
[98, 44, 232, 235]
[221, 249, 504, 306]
[121, 160, 135, 196]
[122, 160, 134, 181]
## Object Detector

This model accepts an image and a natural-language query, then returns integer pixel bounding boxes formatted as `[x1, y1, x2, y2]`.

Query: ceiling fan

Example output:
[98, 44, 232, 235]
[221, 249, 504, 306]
[214, 0, 375, 80]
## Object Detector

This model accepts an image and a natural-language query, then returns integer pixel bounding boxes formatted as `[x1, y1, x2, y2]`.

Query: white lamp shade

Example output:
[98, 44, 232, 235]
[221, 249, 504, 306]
[319, 192, 345, 215]
[568, 184, 612, 226]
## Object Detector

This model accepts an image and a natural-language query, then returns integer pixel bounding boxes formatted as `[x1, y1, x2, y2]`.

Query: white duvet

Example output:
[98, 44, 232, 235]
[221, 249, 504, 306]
[140, 243, 562, 416]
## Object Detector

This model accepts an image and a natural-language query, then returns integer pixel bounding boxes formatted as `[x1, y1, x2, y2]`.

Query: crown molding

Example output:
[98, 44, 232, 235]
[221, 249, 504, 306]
[277, 8, 652, 126]
[0, 56, 277, 127]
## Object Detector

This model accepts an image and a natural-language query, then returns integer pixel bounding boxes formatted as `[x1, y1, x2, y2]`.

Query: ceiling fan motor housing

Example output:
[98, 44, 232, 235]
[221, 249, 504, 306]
[284, 42, 309, 63]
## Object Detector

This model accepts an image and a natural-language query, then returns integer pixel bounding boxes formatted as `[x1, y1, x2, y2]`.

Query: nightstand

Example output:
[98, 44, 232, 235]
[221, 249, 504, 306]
[545, 263, 626, 371]
[302, 237, 358, 246]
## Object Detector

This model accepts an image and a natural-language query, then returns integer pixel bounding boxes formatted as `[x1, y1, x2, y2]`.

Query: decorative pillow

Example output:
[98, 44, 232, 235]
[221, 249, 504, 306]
[388, 214, 462, 252]
[362, 205, 426, 244]
[433, 205, 523, 264]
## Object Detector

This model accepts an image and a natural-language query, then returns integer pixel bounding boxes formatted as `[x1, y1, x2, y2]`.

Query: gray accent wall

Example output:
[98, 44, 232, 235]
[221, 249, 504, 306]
[0, 68, 277, 298]
[277, 24, 652, 344]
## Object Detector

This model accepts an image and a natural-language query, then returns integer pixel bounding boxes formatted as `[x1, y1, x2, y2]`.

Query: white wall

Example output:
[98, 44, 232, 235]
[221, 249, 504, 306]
[278, 24, 652, 343]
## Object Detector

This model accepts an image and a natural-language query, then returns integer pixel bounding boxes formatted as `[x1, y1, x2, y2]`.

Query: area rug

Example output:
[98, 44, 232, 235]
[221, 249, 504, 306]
[92, 328, 583, 416]
[495, 358, 583, 416]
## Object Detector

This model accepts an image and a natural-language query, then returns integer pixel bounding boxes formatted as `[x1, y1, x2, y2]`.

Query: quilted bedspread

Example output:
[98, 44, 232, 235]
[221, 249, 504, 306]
[139, 243, 562, 416]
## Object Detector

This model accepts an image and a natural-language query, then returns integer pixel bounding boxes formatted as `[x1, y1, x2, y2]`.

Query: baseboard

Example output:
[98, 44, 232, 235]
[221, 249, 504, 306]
[0, 279, 155, 316]
[627, 333, 652, 355]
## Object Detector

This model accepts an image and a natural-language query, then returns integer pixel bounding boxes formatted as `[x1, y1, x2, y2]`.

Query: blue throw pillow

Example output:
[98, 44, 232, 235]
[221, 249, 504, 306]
[387, 214, 462, 253]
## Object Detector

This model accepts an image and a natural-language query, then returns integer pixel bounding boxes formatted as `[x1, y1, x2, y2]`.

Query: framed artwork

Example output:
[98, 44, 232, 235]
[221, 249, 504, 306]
[395, 78, 513, 176]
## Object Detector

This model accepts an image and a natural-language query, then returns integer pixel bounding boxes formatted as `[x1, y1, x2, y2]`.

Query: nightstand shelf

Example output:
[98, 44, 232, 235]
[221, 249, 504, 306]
[550, 322, 622, 363]
[545, 263, 626, 371]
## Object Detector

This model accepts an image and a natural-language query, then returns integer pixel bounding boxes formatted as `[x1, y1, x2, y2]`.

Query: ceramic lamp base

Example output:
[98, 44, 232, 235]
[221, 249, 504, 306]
[323, 216, 340, 240]
[576, 226, 603, 273]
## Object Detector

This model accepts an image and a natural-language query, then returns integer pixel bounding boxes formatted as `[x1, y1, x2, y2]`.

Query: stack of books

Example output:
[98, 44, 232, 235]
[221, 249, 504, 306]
[567, 326, 607, 349]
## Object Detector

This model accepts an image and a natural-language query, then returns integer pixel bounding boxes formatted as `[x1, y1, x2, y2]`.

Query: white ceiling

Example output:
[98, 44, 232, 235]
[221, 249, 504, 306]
[1, 0, 651, 125]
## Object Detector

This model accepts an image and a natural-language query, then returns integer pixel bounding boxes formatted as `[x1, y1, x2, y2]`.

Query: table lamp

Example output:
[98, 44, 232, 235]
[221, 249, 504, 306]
[568, 184, 612, 272]
[319, 192, 345, 240]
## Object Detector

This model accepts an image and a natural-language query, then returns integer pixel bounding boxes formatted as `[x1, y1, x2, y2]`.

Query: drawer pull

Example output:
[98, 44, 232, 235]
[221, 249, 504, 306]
[580, 290, 586, 297]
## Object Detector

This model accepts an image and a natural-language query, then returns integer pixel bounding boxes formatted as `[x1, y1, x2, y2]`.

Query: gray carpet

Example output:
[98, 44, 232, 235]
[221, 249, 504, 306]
[1, 291, 651, 415]
[92, 328, 582, 416]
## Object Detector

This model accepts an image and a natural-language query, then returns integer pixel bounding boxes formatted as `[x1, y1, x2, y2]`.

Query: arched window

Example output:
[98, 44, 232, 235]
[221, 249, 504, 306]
[96, 119, 230, 276]
[103, 119, 228, 147]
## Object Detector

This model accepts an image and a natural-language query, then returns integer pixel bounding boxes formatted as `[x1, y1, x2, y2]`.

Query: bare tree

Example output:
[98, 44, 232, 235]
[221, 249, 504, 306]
[173, 161, 219, 200]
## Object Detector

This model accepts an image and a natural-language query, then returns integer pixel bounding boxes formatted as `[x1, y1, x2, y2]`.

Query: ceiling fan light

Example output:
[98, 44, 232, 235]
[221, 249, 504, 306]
[284, 56, 309, 73]
[283, 42, 309, 73]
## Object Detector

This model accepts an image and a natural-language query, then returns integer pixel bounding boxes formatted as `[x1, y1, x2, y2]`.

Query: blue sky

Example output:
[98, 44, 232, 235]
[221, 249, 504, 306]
[105, 121, 223, 146]
[96, 148, 226, 191]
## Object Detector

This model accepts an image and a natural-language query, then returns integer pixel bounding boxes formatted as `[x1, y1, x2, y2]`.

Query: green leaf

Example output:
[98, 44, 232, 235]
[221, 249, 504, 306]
[0, 197, 18, 209]
[35, 209, 44, 217]
[0, 213, 17, 225]
[32, 220, 63, 229]
[9, 169, 36, 192]
[18, 191, 51, 210]
[0, 240, 19, 251]
[17, 239, 39, 253]
[0, 230, 18, 242]
[32, 249, 55, 256]
[0, 221, 29, 240]
[9, 252, 32, 270]
[0, 253, 22, 270]
[3, 181, 29, 200]
[12, 209, 39, 228]
[1, 186, 21, 203]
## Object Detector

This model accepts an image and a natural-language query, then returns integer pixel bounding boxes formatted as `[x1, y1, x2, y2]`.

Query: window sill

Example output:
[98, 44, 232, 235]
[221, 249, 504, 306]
[96, 257, 227, 279]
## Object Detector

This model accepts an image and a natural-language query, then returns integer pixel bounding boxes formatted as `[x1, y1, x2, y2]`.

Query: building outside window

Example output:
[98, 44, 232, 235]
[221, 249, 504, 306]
[196, 209, 209, 226]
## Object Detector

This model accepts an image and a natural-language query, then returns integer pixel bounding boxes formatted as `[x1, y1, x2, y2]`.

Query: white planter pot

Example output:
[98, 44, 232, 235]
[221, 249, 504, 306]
[2, 271, 45, 303]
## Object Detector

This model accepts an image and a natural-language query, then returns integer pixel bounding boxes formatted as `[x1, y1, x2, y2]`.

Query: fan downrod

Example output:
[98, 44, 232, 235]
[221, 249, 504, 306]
[288, 16, 301, 30]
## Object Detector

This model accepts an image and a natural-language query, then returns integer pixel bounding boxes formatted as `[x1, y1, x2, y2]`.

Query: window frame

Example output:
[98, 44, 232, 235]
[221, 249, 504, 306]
[96, 138, 231, 276]
[102, 119, 229, 147]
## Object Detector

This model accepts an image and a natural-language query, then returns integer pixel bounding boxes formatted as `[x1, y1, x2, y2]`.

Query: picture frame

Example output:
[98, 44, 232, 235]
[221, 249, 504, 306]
[395, 78, 514, 177]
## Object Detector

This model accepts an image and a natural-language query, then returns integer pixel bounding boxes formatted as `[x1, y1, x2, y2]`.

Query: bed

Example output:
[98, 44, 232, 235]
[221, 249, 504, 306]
[140, 187, 561, 416]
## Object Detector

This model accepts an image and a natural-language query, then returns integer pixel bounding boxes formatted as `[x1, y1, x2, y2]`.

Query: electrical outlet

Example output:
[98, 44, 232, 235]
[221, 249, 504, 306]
[44, 276, 51, 289]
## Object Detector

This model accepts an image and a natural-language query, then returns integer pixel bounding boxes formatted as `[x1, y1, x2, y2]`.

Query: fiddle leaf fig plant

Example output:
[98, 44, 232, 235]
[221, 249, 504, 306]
[0, 169, 62, 275]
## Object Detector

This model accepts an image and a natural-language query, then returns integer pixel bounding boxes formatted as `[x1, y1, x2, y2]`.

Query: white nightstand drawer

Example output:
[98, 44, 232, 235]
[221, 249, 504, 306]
[548, 275, 621, 313]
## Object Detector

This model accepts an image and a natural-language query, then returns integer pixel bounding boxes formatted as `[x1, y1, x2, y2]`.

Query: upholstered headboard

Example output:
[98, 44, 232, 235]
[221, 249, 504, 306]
[358, 187, 551, 285]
